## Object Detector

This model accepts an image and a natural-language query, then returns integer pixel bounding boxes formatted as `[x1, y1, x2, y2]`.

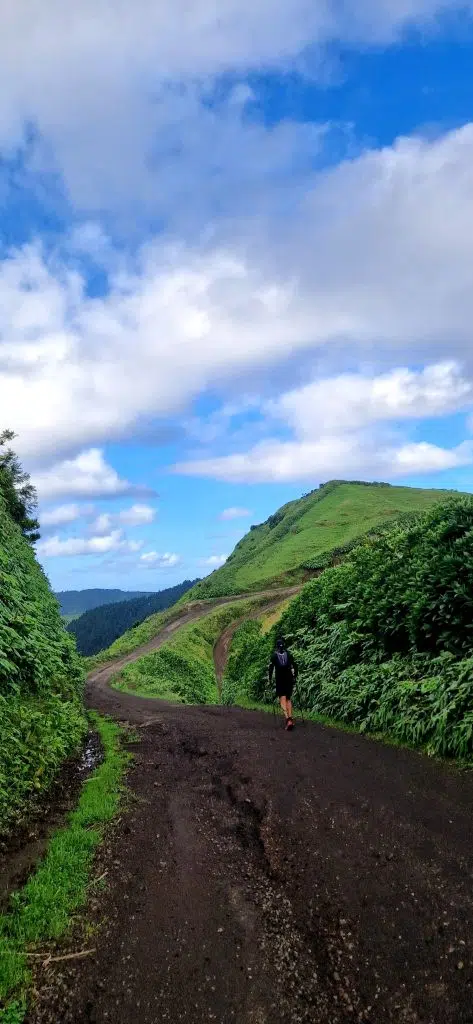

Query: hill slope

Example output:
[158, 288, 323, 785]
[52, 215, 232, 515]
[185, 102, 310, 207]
[0, 489, 85, 838]
[68, 579, 200, 656]
[55, 589, 154, 617]
[186, 480, 465, 599]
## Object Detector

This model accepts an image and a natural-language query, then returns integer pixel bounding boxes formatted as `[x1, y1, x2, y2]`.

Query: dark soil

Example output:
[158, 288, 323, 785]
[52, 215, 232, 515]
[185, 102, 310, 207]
[24, 603, 473, 1024]
[0, 731, 102, 912]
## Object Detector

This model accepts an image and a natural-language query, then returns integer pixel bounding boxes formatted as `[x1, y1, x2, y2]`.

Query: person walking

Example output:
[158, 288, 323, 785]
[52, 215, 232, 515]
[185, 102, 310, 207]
[269, 637, 298, 730]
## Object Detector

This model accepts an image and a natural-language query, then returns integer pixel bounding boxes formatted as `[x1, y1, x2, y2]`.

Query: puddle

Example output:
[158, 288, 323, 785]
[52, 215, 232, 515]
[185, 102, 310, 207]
[0, 730, 103, 912]
[77, 732, 103, 775]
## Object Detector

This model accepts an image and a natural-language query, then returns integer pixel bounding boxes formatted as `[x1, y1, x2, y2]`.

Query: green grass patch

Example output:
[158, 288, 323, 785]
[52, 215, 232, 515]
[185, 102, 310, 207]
[113, 599, 268, 704]
[0, 713, 129, 1020]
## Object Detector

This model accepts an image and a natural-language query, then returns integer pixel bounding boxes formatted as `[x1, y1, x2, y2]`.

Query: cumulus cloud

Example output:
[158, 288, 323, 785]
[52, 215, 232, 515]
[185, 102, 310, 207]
[139, 551, 181, 567]
[119, 504, 155, 526]
[269, 362, 473, 438]
[177, 437, 473, 484]
[3, 0, 470, 211]
[37, 528, 126, 558]
[2, 124, 473, 469]
[32, 449, 144, 501]
[40, 503, 84, 528]
[220, 507, 251, 520]
[175, 359, 473, 483]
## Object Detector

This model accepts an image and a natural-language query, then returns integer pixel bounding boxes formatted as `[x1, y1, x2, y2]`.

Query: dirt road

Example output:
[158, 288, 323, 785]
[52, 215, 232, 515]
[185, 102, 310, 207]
[31, 610, 473, 1024]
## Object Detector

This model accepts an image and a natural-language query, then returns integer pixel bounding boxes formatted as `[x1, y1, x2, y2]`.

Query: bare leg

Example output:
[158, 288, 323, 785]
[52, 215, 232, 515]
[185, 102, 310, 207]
[279, 696, 288, 719]
[286, 698, 293, 720]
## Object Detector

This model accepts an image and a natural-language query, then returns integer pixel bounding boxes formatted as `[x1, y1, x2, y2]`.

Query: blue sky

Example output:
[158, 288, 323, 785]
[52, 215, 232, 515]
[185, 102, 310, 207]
[1, 1, 473, 592]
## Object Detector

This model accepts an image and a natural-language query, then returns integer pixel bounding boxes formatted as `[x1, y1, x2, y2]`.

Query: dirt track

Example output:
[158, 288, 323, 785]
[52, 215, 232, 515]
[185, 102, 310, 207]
[30, 603, 473, 1024]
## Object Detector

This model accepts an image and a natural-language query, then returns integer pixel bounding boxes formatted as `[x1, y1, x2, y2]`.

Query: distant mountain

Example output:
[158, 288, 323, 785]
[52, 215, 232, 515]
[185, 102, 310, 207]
[67, 580, 200, 656]
[55, 589, 153, 617]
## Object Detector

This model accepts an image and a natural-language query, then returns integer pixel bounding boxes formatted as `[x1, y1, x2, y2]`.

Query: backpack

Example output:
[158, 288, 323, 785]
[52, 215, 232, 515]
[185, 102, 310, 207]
[276, 651, 289, 668]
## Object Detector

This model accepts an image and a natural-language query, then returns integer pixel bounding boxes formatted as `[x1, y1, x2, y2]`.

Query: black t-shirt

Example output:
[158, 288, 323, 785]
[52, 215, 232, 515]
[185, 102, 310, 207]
[270, 650, 296, 679]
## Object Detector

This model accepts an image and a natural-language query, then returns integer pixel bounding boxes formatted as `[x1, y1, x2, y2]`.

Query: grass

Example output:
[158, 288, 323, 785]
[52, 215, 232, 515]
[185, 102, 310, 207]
[112, 598, 269, 703]
[184, 481, 465, 600]
[0, 713, 129, 1021]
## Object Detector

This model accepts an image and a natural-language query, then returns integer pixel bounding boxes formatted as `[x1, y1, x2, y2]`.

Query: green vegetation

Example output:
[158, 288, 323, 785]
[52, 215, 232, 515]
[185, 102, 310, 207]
[68, 579, 199, 656]
[113, 599, 268, 703]
[184, 481, 463, 599]
[0, 431, 40, 544]
[0, 451, 85, 838]
[0, 714, 128, 1021]
[223, 497, 473, 759]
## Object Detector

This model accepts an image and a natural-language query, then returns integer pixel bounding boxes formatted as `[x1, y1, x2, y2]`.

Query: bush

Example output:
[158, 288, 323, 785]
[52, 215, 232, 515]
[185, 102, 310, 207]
[0, 480, 84, 838]
[224, 497, 473, 759]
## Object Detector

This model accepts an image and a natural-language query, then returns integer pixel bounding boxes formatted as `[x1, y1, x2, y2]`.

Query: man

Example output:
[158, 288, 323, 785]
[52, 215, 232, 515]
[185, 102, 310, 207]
[269, 638, 298, 731]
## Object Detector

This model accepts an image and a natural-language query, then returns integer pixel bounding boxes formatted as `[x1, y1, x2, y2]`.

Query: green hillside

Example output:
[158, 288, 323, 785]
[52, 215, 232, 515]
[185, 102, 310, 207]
[0, 466, 85, 839]
[187, 480, 464, 599]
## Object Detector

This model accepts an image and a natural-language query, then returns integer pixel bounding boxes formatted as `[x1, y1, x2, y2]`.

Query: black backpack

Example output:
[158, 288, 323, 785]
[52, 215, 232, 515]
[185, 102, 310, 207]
[276, 650, 289, 668]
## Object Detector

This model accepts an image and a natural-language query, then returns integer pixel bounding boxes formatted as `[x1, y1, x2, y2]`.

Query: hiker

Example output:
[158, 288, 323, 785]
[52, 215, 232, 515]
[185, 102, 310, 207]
[269, 638, 298, 731]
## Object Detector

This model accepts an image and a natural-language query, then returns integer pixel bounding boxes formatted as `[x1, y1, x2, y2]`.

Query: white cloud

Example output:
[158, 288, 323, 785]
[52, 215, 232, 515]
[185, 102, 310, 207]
[41, 502, 83, 527]
[175, 358, 473, 482]
[3, 0, 470, 211]
[90, 512, 114, 535]
[119, 503, 155, 526]
[270, 362, 473, 437]
[177, 437, 473, 483]
[220, 507, 251, 520]
[200, 554, 229, 566]
[2, 124, 473, 469]
[37, 528, 125, 558]
[32, 449, 141, 501]
[139, 551, 181, 567]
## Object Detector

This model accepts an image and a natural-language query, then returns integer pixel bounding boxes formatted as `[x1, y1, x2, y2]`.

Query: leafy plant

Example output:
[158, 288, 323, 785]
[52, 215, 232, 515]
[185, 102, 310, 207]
[224, 497, 473, 759]
[0, 476, 85, 838]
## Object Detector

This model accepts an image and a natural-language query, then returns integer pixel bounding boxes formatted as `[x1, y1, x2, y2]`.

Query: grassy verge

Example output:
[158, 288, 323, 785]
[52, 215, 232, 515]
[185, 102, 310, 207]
[113, 598, 269, 704]
[0, 713, 129, 1022]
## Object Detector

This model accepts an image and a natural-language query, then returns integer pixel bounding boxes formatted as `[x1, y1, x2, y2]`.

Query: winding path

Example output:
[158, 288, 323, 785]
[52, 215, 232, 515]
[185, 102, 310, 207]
[31, 592, 473, 1024]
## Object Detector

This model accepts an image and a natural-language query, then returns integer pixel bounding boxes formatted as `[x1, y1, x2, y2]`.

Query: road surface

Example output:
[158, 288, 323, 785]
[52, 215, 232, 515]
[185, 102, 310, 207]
[29, 601, 473, 1024]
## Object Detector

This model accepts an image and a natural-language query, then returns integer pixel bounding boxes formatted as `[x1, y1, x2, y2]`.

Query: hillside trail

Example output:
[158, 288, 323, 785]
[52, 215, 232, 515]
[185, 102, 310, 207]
[29, 595, 473, 1024]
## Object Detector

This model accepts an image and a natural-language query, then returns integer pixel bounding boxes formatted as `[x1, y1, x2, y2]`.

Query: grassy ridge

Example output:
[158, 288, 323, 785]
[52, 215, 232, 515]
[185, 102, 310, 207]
[223, 497, 473, 760]
[112, 599, 268, 704]
[184, 481, 462, 599]
[0, 490, 85, 838]
[0, 714, 129, 1022]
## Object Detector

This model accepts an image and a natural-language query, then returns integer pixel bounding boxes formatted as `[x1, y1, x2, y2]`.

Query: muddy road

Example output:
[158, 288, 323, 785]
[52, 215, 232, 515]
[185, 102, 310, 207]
[30, 606, 473, 1024]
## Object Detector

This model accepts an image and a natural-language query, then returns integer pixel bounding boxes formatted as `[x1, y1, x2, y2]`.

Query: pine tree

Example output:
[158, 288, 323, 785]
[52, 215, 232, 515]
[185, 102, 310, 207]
[0, 430, 40, 543]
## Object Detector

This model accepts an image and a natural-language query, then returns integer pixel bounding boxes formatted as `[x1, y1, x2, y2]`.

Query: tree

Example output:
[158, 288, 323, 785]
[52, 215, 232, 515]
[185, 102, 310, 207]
[0, 430, 40, 543]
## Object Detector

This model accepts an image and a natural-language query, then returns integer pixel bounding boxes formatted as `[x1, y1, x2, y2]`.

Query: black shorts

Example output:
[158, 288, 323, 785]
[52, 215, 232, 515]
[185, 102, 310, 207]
[275, 678, 294, 699]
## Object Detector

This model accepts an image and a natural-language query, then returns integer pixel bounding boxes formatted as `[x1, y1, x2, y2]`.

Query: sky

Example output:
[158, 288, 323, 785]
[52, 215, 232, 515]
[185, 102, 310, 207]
[1, 1, 473, 592]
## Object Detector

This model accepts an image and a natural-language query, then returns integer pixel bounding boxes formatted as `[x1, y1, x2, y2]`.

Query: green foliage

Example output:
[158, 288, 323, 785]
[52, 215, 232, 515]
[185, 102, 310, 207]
[113, 600, 267, 704]
[0, 695, 86, 836]
[0, 431, 39, 544]
[0, 714, 128, 1018]
[222, 621, 270, 706]
[184, 481, 462, 599]
[0, 487, 84, 837]
[224, 497, 473, 759]
[68, 580, 199, 656]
